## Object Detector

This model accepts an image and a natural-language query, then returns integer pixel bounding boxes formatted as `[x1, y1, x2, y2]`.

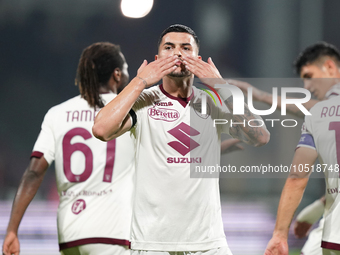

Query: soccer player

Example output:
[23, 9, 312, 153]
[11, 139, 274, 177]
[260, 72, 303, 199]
[93, 24, 270, 255]
[264, 42, 340, 255]
[2, 42, 135, 255]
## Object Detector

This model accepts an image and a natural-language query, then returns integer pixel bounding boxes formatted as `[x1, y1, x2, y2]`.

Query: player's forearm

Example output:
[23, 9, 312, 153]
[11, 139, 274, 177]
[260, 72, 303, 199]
[6, 169, 44, 234]
[223, 95, 270, 147]
[273, 177, 309, 239]
[93, 77, 145, 141]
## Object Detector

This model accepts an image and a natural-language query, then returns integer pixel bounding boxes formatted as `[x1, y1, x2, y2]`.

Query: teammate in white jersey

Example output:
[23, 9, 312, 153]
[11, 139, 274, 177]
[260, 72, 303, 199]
[2, 42, 135, 255]
[264, 42, 340, 255]
[93, 24, 270, 254]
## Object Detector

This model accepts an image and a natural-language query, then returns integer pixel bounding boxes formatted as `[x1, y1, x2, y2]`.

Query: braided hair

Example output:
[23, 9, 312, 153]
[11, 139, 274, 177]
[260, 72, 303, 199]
[75, 42, 124, 108]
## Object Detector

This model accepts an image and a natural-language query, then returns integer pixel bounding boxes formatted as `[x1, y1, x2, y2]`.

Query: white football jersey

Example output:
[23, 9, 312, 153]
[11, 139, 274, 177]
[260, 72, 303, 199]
[129, 84, 231, 251]
[32, 93, 135, 250]
[297, 85, 340, 250]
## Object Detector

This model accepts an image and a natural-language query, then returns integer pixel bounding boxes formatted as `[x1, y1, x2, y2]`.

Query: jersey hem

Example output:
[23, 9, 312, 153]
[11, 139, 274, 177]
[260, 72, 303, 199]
[321, 241, 340, 251]
[59, 237, 130, 251]
[131, 238, 227, 251]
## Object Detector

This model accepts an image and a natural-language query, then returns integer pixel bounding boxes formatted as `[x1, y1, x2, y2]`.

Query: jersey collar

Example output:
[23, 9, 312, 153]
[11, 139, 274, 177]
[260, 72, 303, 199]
[159, 84, 193, 107]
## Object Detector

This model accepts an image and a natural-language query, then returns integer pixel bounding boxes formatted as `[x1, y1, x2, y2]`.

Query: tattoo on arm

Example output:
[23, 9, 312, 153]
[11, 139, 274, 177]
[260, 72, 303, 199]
[224, 97, 265, 145]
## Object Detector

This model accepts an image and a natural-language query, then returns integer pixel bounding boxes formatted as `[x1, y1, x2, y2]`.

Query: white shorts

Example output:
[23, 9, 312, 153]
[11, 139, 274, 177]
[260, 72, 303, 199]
[301, 220, 323, 255]
[60, 244, 129, 255]
[131, 246, 233, 255]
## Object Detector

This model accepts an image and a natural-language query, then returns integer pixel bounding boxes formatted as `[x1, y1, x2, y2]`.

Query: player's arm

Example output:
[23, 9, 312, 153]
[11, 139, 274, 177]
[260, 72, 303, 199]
[264, 147, 318, 255]
[183, 56, 270, 147]
[2, 156, 49, 255]
[223, 96, 270, 147]
[227, 79, 319, 118]
[293, 195, 325, 238]
[93, 56, 177, 141]
[220, 138, 243, 154]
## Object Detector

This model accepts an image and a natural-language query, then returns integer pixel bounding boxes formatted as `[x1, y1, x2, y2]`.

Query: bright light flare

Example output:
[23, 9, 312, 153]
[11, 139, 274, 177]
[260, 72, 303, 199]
[121, 0, 154, 18]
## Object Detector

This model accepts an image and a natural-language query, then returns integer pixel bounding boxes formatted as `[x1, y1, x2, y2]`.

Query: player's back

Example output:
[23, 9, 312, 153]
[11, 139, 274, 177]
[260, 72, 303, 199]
[32, 93, 135, 248]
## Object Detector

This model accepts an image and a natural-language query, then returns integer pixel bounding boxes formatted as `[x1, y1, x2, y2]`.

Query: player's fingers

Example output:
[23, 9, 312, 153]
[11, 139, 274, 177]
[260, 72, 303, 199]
[207, 57, 217, 69]
[158, 55, 177, 68]
[137, 60, 148, 75]
[183, 56, 206, 70]
[160, 65, 177, 77]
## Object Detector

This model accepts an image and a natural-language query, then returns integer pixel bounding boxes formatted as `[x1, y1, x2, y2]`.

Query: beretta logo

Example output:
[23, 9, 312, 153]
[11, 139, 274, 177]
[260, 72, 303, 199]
[148, 107, 180, 122]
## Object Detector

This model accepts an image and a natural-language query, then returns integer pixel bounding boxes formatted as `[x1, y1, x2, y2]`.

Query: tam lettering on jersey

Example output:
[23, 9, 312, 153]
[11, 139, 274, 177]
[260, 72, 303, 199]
[129, 84, 231, 251]
[32, 93, 135, 249]
[296, 85, 340, 250]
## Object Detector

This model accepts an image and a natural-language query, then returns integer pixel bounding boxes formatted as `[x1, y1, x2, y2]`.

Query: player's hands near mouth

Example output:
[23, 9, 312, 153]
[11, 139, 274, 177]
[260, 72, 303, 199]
[182, 55, 225, 87]
[136, 55, 178, 88]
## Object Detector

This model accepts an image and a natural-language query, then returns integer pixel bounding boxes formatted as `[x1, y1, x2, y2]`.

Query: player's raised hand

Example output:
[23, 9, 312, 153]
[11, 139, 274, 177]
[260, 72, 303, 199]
[2, 232, 20, 255]
[264, 235, 288, 255]
[183, 56, 225, 87]
[136, 56, 177, 88]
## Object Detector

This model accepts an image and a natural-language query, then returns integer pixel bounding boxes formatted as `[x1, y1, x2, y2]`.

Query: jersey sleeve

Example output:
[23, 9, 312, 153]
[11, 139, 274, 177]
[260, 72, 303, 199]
[130, 89, 155, 132]
[296, 118, 316, 151]
[31, 108, 56, 164]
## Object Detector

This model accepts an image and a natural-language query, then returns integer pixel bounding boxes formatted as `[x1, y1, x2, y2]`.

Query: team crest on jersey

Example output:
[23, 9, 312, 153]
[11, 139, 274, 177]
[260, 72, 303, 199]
[148, 107, 180, 122]
[192, 102, 211, 119]
[71, 199, 86, 215]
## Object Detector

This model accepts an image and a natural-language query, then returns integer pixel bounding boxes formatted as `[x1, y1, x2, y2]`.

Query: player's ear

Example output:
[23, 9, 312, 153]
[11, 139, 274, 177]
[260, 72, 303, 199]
[155, 55, 158, 60]
[113, 68, 121, 82]
[324, 59, 338, 77]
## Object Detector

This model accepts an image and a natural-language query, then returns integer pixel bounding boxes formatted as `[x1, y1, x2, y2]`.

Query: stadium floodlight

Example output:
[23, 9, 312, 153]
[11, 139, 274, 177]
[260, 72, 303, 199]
[121, 0, 154, 18]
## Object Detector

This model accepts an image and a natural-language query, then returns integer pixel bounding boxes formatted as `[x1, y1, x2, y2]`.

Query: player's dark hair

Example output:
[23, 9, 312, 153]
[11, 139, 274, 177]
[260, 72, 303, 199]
[294, 42, 340, 75]
[75, 42, 124, 108]
[158, 24, 200, 48]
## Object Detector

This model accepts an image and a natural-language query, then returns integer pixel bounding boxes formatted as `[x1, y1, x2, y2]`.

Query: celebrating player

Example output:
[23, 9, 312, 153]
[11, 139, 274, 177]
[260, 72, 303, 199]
[93, 24, 270, 255]
[2, 42, 135, 255]
[264, 42, 340, 255]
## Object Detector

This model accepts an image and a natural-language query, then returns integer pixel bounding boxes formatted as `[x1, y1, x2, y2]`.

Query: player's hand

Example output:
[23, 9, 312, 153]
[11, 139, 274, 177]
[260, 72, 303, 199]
[227, 79, 265, 102]
[2, 232, 20, 255]
[136, 56, 177, 88]
[264, 235, 288, 255]
[293, 221, 312, 238]
[221, 139, 243, 154]
[183, 56, 225, 87]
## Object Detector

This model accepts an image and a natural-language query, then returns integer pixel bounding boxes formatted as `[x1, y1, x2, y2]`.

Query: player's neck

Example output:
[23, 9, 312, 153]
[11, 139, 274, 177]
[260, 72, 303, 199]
[162, 76, 193, 99]
[99, 82, 117, 94]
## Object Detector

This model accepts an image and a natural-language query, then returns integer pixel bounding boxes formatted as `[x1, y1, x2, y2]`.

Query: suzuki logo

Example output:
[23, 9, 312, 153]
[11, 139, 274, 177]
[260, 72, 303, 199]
[167, 122, 200, 156]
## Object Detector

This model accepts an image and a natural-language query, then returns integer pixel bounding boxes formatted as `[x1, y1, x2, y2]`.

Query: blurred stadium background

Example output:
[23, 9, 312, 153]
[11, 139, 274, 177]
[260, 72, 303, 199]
[1, 0, 338, 254]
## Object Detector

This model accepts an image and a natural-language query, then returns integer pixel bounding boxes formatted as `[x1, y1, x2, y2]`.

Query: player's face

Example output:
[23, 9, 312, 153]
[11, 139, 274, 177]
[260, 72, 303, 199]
[300, 63, 334, 100]
[117, 53, 129, 93]
[156, 32, 199, 78]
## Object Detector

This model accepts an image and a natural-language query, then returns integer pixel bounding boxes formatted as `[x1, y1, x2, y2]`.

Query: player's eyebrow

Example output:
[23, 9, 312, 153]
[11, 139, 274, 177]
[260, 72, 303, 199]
[163, 42, 192, 47]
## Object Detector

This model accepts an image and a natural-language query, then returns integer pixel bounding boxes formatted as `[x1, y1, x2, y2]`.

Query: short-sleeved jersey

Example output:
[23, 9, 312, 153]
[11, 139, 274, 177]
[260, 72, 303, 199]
[297, 85, 340, 250]
[129, 84, 231, 251]
[32, 93, 135, 250]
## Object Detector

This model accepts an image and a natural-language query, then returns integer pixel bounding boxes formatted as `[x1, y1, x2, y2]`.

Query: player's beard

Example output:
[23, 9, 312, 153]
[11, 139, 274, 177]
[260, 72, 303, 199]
[168, 66, 192, 78]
